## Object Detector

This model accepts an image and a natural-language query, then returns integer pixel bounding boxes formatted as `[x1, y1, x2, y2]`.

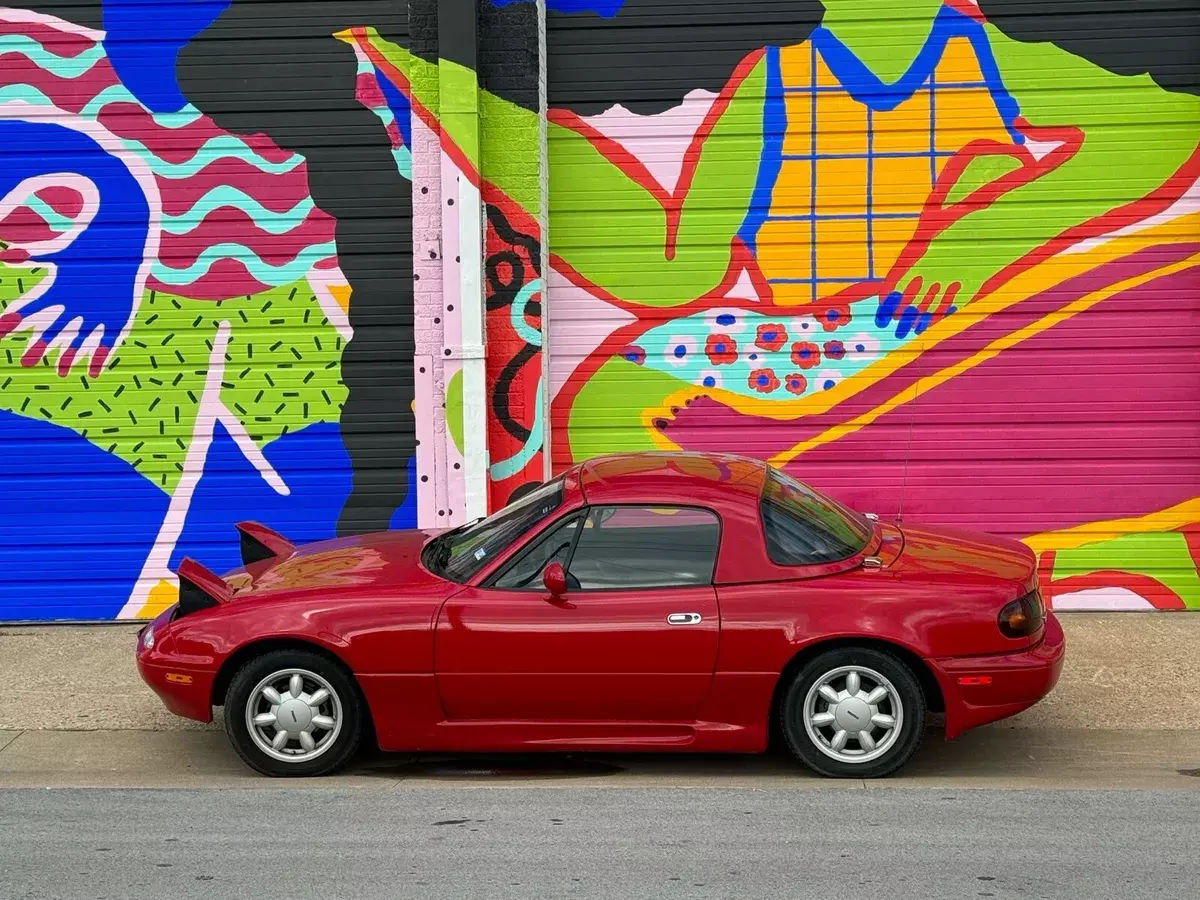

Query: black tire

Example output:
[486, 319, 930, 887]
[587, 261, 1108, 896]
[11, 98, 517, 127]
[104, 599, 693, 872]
[780, 646, 925, 779]
[224, 649, 364, 777]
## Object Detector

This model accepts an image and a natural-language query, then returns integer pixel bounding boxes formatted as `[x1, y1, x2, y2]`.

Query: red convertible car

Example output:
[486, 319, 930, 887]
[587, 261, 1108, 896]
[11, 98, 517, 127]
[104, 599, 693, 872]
[137, 452, 1065, 778]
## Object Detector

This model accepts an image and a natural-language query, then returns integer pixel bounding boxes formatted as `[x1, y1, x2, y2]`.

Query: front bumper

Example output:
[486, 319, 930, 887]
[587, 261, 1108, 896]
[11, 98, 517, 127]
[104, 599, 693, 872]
[928, 612, 1066, 739]
[136, 623, 214, 723]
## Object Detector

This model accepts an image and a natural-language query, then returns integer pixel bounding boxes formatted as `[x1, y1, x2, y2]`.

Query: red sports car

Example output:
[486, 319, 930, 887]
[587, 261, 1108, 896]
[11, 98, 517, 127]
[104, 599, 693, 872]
[137, 452, 1065, 778]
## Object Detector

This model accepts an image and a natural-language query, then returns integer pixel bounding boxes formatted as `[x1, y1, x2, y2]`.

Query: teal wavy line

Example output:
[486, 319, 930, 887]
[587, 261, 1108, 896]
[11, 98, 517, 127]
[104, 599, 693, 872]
[161, 188, 315, 235]
[0, 83, 55, 107]
[0, 35, 105, 79]
[78, 83, 135, 118]
[4, 83, 304, 180]
[490, 378, 544, 482]
[15, 194, 75, 233]
[137, 135, 306, 179]
[510, 279, 543, 347]
[4, 82, 302, 181]
[79, 84, 204, 129]
[150, 240, 336, 285]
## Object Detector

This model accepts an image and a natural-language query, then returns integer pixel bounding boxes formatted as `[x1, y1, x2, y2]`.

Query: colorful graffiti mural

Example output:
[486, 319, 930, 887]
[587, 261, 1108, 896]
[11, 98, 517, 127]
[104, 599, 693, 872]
[0, 2, 416, 619]
[361, 0, 1200, 610]
[2, 0, 1197, 619]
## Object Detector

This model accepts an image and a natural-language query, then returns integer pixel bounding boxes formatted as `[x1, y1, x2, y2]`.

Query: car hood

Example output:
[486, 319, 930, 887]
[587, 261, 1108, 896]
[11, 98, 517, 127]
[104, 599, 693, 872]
[228, 528, 448, 597]
[890, 523, 1037, 589]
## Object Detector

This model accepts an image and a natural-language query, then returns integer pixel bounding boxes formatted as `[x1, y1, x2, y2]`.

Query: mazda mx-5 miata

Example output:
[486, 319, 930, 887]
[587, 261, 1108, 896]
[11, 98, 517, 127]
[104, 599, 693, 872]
[137, 452, 1065, 778]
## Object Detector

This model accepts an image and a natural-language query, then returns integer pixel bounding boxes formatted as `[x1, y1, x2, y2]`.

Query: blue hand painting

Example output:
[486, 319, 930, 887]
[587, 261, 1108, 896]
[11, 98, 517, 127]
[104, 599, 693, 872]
[100, 0, 232, 114]
[0, 119, 156, 377]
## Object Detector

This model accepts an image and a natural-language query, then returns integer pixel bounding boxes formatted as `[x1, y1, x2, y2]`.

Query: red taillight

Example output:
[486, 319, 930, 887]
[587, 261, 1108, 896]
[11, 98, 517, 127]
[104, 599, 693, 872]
[998, 591, 1044, 639]
[957, 675, 993, 686]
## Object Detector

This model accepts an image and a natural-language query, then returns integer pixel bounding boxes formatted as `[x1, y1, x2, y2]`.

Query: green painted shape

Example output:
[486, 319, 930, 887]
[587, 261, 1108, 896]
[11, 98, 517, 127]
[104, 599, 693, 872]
[0, 270, 346, 493]
[445, 367, 464, 455]
[1053, 531, 1200, 610]
[479, 87, 540, 212]
[366, 30, 541, 213]
[565, 358, 676, 461]
[821, 0, 944, 83]
[439, 59, 481, 173]
[944, 154, 1024, 206]
[549, 56, 767, 307]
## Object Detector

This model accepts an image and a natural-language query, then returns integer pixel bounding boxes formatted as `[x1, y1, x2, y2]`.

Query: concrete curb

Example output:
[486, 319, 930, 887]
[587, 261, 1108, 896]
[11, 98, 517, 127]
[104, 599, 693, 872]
[2, 613, 1199, 733]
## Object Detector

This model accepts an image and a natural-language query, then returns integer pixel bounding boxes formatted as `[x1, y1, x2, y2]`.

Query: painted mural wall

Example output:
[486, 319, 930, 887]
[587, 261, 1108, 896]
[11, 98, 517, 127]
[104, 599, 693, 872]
[0, 1, 420, 620]
[538, 0, 1200, 611]
[2, 0, 1198, 620]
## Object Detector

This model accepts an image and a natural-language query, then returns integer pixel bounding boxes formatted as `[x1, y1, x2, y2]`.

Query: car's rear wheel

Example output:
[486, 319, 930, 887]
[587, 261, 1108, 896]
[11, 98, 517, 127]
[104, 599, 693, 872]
[224, 649, 363, 777]
[780, 646, 925, 778]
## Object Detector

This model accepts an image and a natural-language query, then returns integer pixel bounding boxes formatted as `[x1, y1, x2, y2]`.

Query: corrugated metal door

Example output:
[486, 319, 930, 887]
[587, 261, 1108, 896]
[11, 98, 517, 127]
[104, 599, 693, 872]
[544, 0, 1200, 611]
[0, 2, 415, 620]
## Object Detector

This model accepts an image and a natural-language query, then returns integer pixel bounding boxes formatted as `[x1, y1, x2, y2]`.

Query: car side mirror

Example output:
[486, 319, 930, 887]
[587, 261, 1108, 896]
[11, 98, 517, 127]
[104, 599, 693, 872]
[542, 562, 568, 598]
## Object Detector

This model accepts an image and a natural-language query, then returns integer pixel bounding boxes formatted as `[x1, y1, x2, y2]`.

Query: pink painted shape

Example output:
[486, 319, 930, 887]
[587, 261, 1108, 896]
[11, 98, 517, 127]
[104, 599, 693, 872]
[581, 89, 718, 195]
[546, 267, 637, 400]
[664, 255, 1200, 538]
[409, 113, 444, 527]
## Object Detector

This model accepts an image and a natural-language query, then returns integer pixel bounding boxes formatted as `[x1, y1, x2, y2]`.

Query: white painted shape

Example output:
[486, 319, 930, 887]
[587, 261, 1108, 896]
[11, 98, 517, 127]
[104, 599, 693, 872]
[723, 265, 762, 302]
[546, 267, 636, 400]
[580, 89, 718, 195]
[0, 7, 106, 41]
[120, 322, 233, 619]
[1064, 175, 1200, 254]
[457, 177, 488, 523]
[0, 173, 99, 255]
[1051, 587, 1155, 611]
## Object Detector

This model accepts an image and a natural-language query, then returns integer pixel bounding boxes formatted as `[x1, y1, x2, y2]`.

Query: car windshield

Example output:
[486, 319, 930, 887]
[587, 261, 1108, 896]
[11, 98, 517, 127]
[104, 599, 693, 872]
[426, 479, 565, 583]
[760, 468, 873, 565]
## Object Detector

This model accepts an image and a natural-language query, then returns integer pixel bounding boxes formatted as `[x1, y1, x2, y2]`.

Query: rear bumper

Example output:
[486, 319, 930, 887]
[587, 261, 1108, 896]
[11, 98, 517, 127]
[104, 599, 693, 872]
[136, 627, 214, 723]
[929, 612, 1066, 739]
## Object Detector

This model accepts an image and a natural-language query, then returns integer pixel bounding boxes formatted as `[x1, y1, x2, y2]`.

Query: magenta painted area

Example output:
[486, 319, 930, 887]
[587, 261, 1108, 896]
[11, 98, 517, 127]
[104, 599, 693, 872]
[0, 206, 59, 244]
[36, 186, 85, 218]
[158, 207, 332, 265]
[666, 257, 1200, 538]
[2, 12, 337, 301]
[667, 244, 1200, 458]
[0, 55, 113, 115]
[0, 18, 95, 55]
[97, 103, 295, 167]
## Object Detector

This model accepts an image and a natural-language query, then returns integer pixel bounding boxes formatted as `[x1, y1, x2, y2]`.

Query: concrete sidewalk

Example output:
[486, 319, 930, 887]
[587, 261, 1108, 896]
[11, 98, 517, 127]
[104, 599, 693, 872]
[1, 727, 1198, 789]
[3, 612, 1199, 733]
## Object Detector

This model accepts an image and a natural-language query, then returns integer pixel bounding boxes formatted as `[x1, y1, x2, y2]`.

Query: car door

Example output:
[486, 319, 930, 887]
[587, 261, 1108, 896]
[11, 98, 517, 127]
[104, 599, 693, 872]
[435, 505, 722, 722]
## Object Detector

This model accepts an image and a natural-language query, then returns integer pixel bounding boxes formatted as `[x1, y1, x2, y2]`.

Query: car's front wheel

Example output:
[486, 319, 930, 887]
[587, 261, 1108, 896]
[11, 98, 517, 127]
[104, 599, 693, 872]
[780, 646, 925, 778]
[225, 649, 363, 777]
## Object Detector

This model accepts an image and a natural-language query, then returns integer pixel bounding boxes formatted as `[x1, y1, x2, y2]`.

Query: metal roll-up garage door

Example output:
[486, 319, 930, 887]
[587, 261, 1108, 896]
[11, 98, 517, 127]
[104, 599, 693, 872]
[0, 1, 415, 620]
[544, 0, 1200, 611]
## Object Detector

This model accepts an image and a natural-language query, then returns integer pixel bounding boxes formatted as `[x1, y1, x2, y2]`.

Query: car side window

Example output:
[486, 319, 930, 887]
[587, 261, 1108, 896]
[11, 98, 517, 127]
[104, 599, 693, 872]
[566, 506, 720, 590]
[491, 516, 582, 590]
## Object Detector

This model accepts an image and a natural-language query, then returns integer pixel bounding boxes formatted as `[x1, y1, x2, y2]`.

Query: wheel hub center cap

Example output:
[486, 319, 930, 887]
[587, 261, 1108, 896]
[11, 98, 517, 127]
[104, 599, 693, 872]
[277, 699, 312, 734]
[834, 697, 871, 732]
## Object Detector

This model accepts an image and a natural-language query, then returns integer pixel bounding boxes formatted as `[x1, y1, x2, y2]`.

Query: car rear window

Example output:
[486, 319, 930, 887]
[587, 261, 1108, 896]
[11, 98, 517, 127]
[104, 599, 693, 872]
[759, 468, 872, 566]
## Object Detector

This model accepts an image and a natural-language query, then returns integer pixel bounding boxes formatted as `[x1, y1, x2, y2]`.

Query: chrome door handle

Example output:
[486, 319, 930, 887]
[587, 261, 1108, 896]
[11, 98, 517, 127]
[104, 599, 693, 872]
[667, 613, 703, 625]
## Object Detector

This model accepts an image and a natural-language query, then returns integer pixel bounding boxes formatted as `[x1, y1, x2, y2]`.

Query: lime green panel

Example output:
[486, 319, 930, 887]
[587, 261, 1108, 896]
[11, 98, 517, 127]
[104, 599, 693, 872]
[1053, 531, 1200, 610]
[564, 358, 679, 462]
[446, 368, 464, 455]
[1, 270, 346, 492]
[548, 58, 767, 307]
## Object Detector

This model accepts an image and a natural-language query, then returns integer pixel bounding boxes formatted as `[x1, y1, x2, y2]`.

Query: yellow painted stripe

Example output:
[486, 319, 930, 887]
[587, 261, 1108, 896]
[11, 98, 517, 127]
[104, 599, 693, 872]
[641, 213, 1200, 428]
[769, 252, 1200, 465]
[1023, 497, 1200, 554]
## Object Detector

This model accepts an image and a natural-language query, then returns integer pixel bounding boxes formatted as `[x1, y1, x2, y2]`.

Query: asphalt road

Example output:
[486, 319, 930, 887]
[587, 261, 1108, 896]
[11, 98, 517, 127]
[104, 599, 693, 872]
[1, 787, 1195, 900]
